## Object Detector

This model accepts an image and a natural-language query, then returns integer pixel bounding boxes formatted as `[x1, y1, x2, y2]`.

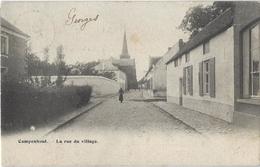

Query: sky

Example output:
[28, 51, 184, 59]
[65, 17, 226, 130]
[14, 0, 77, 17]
[1, 1, 212, 80]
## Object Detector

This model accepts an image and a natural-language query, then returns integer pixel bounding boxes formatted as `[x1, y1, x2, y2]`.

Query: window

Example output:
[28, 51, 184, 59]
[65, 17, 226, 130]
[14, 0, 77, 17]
[183, 65, 193, 95]
[250, 24, 260, 97]
[242, 21, 260, 98]
[1, 35, 9, 55]
[203, 60, 210, 94]
[203, 41, 210, 54]
[1, 35, 8, 74]
[185, 52, 190, 63]
[199, 58, 215, 97]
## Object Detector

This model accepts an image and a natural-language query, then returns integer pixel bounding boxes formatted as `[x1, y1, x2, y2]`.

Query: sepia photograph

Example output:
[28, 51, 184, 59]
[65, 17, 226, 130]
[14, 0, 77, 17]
[1, 1, 260, 166]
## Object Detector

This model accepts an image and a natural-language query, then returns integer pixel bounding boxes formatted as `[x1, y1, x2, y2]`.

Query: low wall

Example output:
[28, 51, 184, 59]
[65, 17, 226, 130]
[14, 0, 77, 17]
[33, 75, 120, 96]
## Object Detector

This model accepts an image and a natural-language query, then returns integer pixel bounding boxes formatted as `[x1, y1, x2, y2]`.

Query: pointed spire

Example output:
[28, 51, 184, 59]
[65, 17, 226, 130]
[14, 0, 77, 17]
[122, 31, 128, 53]
[120, 31, 130, 59]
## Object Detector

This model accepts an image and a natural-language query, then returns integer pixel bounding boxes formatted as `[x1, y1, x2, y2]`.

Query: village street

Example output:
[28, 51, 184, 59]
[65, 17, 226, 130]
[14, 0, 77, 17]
[2, 91, 259, 166]
[50, 90, 197, 137]
[2, 2, 260, 167]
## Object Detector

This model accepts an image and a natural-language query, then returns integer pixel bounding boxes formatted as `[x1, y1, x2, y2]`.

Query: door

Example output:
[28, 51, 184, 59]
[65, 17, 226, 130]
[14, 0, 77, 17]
[179, 78, 183, 105]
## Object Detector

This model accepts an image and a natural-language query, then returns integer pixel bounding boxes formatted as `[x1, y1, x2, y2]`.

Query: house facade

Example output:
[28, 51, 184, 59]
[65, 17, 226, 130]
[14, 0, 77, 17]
[143, 56, 162, 97]
[1, 17, 29, 79]
[142, 43, 181, 97]
[166, 2, 260, 122]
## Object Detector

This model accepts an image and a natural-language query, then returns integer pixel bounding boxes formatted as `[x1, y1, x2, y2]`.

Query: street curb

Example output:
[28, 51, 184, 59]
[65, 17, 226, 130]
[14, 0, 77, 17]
[235, 111, 260, 119]
[44, 100, 104, 137]
[150, 103, 203, 136]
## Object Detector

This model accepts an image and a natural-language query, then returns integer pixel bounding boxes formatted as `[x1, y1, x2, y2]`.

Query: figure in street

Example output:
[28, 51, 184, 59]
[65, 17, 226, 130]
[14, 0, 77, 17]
[119, 88, 124, 103]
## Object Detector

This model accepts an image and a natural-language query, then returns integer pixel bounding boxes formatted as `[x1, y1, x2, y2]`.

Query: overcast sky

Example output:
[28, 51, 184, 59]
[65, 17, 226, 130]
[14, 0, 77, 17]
[1, 1, 211, 80]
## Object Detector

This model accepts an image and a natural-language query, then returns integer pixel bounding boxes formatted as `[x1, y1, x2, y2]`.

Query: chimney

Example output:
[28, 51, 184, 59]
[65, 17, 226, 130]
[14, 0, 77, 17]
[179, 39, 184, 50]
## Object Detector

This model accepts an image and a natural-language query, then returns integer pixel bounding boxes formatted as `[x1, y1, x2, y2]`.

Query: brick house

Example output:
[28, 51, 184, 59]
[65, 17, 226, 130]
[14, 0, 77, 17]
[1, 17, 30, 79]
[166, 2, 260, 122]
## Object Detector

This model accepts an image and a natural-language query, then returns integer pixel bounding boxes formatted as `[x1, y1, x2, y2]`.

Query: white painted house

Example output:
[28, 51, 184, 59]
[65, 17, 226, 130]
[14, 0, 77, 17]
[166, 2, 260, 122]
[142, 42, 181, 97]
[143, 56, 163, 97]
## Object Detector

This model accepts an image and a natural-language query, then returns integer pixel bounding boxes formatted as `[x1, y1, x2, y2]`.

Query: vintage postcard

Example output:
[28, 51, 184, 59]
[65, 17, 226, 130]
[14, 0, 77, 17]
[1, 1, 260, 166]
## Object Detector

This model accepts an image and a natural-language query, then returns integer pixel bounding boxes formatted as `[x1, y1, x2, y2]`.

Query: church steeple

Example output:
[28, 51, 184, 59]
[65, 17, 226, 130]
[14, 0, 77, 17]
[120, 31, 130, 59]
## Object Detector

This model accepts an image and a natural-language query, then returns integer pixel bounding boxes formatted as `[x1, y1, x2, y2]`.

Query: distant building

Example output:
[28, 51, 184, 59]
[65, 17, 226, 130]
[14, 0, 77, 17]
[142, 56, 165, 97]
[95, 31, 138, 90]
[141, 56, 161, 93]
[142, 43, 181, 97]
[94, 58, 127, 90]
[166, 2, 260, 122]
[1, 17, 30, 79]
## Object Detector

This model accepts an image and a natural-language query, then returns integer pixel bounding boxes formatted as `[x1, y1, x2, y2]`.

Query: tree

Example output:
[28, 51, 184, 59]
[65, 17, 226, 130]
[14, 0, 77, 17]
[24, 46, 43, 86]
[40, 47, 52, 87]
[67, 61, 98, 75]
[55, 45, 68, 87]
[67, 61, 117, 80]
[24, 45, 70, 87]
[179, 2, 234, 39]
[25, 52, 41, 77]
[43, 47, 50, 63]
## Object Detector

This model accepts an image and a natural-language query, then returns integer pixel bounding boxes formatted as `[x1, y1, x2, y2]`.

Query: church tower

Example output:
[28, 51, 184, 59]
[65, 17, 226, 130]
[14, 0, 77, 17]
[114, 31, 138, 89]
[120, 31, 130, 59]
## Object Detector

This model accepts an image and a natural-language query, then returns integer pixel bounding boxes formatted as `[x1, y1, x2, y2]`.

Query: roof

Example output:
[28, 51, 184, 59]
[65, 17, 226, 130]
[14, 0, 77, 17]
[166, 8, 234, 65]
[138, 77, 145, 84]
[163, 43, 180, 63]
[149, 57, 161, 67]
[1, 17, 30, 38]
[144, 45, 178, 78]
[144, 56, 162, 77]
[120, 31, 130, 59]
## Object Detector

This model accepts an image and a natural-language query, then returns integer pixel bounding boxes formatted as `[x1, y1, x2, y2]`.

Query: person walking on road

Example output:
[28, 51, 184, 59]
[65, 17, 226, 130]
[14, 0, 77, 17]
[119, 88, 124, 103]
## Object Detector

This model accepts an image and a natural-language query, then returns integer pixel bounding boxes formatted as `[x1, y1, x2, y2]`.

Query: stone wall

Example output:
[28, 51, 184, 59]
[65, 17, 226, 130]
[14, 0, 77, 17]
[47, 75, 121, 96]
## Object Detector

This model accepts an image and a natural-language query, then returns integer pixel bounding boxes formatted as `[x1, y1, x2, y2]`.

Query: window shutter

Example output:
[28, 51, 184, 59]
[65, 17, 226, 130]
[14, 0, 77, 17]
[210, 57, 216, 97]
[183, 67, 186, 95]
[189, 66, 193, 95]
[199, 62, 203, 96]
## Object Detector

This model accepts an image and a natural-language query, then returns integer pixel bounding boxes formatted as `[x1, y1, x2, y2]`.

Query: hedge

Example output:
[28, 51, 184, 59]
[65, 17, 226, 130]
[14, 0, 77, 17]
[1, 80, 92, 133]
